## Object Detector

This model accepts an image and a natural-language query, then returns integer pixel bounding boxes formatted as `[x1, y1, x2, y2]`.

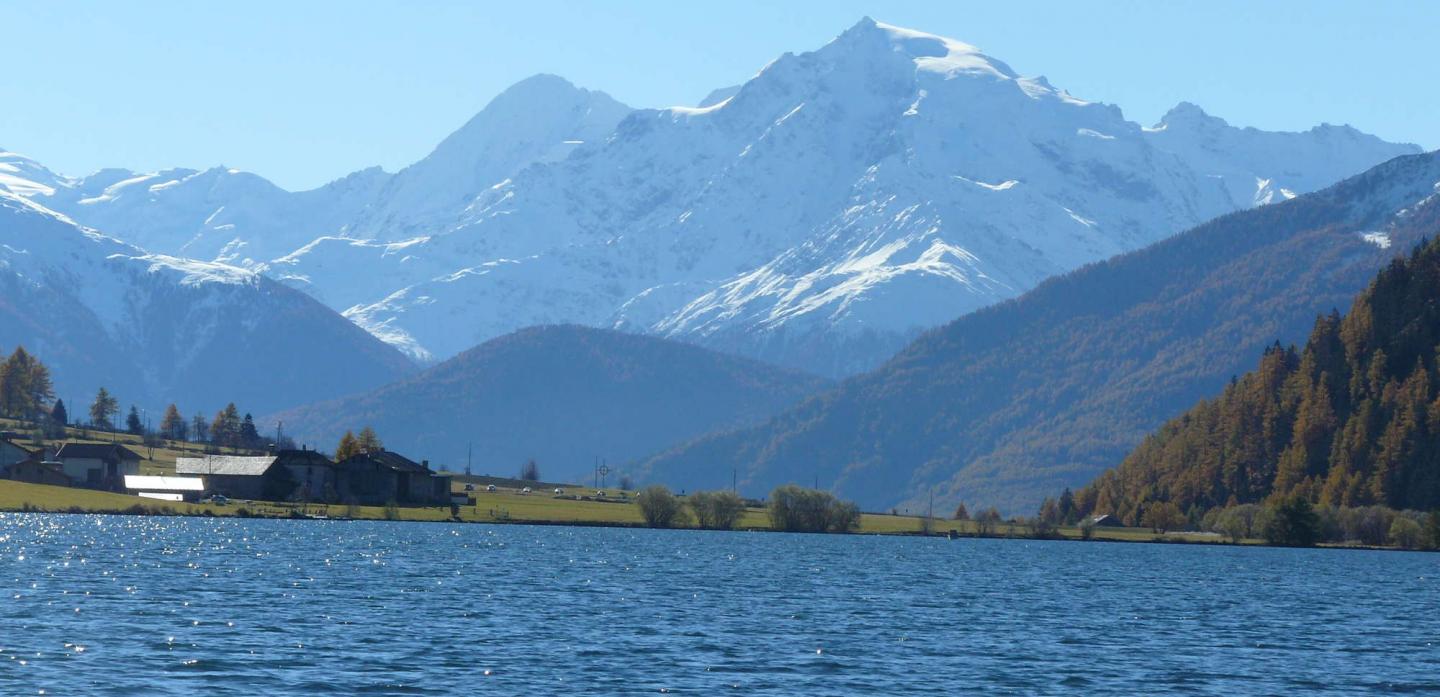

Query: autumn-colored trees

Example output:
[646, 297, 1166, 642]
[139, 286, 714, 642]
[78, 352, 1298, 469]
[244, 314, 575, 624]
[1077, 238, 1440, 525]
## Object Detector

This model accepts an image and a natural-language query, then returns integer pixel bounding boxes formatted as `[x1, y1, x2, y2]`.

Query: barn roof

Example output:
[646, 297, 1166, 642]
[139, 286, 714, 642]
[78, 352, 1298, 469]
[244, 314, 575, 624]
[55, 443, 142, 461]
[338, 450, 433, 474]
[175, 455, 276, 476]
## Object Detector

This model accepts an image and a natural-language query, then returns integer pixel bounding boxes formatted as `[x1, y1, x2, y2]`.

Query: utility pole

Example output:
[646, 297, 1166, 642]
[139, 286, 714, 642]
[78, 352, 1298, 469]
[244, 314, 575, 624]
[732, 468, 737, 494]
[466, 442, 473, 477]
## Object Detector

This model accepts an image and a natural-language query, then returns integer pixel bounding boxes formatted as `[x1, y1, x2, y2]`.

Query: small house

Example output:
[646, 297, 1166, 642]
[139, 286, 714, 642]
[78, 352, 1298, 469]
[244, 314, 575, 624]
[124, 475, 206, 502]
[8, 456, 71, 487]
[54, 443, 142, 490]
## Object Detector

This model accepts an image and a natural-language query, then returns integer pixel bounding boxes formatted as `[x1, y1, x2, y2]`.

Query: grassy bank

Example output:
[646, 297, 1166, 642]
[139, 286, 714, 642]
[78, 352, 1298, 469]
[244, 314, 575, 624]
[1, 478, 1245, 544]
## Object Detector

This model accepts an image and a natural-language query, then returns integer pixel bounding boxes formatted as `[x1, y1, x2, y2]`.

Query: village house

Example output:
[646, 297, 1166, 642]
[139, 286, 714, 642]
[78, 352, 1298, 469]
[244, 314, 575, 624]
[54, 443, 142, 491]
[335, 450, 452, 506]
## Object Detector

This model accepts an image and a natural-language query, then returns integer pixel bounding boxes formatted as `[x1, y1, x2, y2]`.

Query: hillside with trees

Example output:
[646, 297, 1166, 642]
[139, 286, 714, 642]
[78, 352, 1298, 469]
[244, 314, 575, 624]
[638, 151, 1440, 513]
[273, 325, 829, 483]
[1078, 234, 1440, 524]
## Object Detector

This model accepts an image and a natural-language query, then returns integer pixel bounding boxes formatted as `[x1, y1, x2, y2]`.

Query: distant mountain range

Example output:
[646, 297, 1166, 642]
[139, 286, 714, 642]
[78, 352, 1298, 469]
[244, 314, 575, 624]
[0, 190, 415, 417]
[638, 151, 1440, 514]
[271, 325, 827, 482]
[0, 18, 1418, 378]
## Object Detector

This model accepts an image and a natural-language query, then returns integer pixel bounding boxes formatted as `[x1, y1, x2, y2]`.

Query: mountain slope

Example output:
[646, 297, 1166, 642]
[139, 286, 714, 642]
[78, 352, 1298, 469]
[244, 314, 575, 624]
[278, 18, 1418, 375]
[0, 190, 415, 416]
[1079, 230, 1440, 523]
[273, 325, 829, 481]
[342, 74, 633, 242]
[638, 151, 1440, 514]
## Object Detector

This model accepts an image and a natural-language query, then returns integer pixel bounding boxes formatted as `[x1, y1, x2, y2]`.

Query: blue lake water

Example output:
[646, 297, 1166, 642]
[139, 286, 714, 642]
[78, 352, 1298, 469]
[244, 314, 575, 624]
[1, 513, 1438, 695]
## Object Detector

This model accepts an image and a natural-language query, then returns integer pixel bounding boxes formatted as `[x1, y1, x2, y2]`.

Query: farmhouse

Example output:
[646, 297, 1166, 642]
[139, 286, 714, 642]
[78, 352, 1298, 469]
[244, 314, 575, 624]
[175, 455, 290, 500]
[335, 450, 452, 506]
[175, 447, 449, 505]
[54, 443, 142, 491]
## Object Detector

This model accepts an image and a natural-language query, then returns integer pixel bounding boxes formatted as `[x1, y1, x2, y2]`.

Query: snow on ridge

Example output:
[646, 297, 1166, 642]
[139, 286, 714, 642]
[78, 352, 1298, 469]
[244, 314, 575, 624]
[868, 19, 1016, 80]
[1359, 231, 1392, 249]
[954, 176, 1019, 192]
[129, 254, 260, 287]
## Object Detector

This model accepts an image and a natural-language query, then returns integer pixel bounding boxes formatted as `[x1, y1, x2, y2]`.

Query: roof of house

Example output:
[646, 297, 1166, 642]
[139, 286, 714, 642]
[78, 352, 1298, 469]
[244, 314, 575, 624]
[274, 449, 334, 467]
[0, 438, 35, 462]
[124, 475, 206, 491]
[175, 455, 276, 476]
[11, 458, 64, 473]
[339, 450, 432, 474]
[55, 443, 142, 462]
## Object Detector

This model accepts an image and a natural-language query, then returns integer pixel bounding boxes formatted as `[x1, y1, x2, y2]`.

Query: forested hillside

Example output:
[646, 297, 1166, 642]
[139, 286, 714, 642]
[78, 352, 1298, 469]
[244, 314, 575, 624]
[1079, 234, 1440, 523]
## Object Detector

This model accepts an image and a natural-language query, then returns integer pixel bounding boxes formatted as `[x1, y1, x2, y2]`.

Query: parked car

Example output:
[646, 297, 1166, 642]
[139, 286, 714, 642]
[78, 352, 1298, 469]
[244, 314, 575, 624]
[595, 490, 605, 497]
[521, 487, 532, 494]
[203, 494, 230, 506]
[464, 483, 475, 492]
[486, 484, 497, 492]
[554, 488, 565, 495]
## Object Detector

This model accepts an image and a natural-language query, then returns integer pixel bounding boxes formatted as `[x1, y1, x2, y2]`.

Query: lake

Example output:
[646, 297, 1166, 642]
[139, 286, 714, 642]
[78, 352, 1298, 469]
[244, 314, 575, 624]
[1, 513, 1437, 695]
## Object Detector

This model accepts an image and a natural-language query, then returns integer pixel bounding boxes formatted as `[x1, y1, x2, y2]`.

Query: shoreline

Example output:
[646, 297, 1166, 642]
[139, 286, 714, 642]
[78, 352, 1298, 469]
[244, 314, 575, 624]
[0, 484, 1427, 553]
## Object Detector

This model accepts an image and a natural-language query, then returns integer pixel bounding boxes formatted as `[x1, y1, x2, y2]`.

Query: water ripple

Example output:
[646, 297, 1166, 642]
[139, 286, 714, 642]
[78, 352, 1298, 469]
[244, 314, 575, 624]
[0, 513, 1437, 694]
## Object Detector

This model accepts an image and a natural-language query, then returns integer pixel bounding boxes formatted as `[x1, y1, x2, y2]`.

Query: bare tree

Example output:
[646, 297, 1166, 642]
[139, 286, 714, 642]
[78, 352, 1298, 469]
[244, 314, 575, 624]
[689, 490, 745, 530]
[635, 485, 687, 528]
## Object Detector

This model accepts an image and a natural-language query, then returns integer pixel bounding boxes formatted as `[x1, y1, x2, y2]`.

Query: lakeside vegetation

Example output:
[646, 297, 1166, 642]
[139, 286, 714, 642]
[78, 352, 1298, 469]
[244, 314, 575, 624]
[0, 477, 1389, 549]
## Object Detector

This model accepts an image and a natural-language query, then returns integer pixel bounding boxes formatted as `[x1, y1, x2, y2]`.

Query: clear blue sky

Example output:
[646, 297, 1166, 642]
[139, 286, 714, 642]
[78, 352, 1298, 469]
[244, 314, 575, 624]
[4, 0, 1434, 190]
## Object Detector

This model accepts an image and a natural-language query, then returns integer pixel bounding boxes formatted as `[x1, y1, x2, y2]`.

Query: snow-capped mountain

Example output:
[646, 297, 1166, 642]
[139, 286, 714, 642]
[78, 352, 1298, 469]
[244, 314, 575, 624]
[298, 19, 1417, 374]
[0, 189, 415, 416]
[5, 19, 1420, 377]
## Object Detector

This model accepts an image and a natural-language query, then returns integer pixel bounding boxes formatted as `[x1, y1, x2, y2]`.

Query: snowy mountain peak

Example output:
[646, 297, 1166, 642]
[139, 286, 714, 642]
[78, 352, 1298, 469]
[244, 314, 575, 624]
[0, 149, 70, 198]
[1155, 101, 1228, 131]
[837, 18, 1020, 81]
